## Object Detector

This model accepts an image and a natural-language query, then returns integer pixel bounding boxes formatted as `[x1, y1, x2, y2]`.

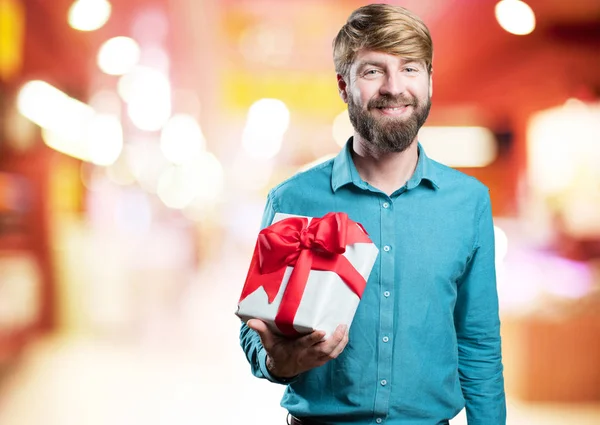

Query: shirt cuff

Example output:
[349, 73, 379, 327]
[258, 347, 299, 385]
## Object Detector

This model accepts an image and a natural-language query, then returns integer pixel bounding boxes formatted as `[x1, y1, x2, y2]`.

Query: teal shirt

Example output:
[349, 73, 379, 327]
[240, 140, 506, 425]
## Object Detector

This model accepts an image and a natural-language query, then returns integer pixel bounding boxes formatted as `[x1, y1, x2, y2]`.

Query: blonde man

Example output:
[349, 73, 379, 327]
[241, 4, 506, 424]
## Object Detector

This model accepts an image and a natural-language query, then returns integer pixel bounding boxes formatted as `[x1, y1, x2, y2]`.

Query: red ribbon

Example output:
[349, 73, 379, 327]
[239, 212, 372, 337]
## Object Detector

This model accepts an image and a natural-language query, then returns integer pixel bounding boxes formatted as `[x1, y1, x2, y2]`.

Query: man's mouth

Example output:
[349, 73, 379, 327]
[379, 106, 408, 110]
[375, 105, 412, 115]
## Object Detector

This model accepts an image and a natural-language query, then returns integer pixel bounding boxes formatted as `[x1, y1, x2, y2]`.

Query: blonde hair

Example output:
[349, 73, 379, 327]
[333, 4, 433, 77]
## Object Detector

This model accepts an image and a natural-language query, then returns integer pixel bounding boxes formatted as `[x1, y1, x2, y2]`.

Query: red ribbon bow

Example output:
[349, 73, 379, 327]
[240, 212, 372, 336]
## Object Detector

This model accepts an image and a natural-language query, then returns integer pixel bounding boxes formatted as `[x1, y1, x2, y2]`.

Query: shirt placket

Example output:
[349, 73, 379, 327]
[373, 196, 395, 424]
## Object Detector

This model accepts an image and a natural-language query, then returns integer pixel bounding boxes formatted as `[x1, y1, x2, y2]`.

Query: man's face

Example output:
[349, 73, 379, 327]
[339, 50, 432, 153]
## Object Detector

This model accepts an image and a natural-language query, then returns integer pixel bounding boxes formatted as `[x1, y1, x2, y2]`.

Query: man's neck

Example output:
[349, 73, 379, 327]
[350, 136, 419, 196]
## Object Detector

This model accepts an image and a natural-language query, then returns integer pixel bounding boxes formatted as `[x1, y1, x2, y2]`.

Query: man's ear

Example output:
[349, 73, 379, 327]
[428, 72, 433, 98]
[337, 74, 349, 103]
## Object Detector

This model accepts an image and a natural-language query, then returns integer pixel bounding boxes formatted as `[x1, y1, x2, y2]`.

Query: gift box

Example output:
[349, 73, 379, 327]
[236, 212, 379, 339]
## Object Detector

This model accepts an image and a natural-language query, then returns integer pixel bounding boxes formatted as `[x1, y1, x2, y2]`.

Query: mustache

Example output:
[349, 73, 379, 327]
[368, 95, 417, 109]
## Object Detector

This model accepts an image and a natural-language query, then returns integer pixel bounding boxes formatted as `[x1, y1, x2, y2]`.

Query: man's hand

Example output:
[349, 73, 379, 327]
[247, 320, 349, 379]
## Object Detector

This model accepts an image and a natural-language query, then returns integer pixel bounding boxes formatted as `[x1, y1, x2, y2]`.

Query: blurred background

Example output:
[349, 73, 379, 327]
[0, 0, 599, 423]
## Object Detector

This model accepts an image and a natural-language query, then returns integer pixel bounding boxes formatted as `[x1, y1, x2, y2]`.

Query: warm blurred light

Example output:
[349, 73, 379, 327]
[106, 148, 136, 186]
[127, 138, 169, 193]
[495, 0, 535, 35]
[299, 154, 336, 172]
[528, 101, 600, 239]
[160, 114, 205, 164]
[97, 36, 140, 75]
[131, 8, 168, 44]
[128, 99, 171, 132]
[4, 105, 36, 152]
[157, 152, 223, 210]
[193, 152, 224, 204]
[68, 0, 111, 32]
[157, 166, 197, 210]
[114, 191, 152, 234]
[86, 114, 123, 166]
[418, 126, 497, 167]
[42, 115, 123, 167]
[42, 128, 90, 162]
[88, 90, 121, 116]
[498, 250, 593, 311]
[494, 225, 508, 266]
[0, 253, 41, 328]
[17, 80, 94, 130]
[242, 98, 290, 159]
[528, 101, 600, 195]
[17, 80, 124, 165]
[563, 97, 587, 109]
[18, 80, 94, 161]
[0, 0, 25, 81]
[139, 45, 170, 74]
[239, 24, 294, 66]
[117, 66, 168, 104]
[119, 66, 171, 131]
[332, 110, 353, 147]
[230, 155, 274, 192]
[172, 90, 201, 117]
[182, 198, 212, 222]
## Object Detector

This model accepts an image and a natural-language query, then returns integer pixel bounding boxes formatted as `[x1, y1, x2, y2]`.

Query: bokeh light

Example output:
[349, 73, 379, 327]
[97, 37, 141, 76]
[126, 137, 169, 193]
[86, 114, 123, 166]
[138, 45, 170, 74]
[418, 126, 498, 167]
[494, 225, 508, 266]
[332, 109, 353, 147]
[106, 148, 136, 186]
[88, 90, 122, 116]
[131, 8, 169, 44]
[242, 98, 290, 159]
[17, 80, 94, 131]
[157, 152, 223, 209]
[68, 0, 111, 32]
[495, 0, 536, 35]
[119, 66, 172, 131]
[160, 114, 205, 164]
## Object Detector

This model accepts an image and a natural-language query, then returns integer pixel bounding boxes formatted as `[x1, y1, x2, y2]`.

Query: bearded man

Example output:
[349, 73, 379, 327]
[240, 4, 506, 425]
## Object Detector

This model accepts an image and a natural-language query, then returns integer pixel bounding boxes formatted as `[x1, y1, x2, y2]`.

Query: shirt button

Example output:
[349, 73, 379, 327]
[384, 291, 390, 297]
[382, 202, 389, 209]
[383, 245, 390, 252]
[380, 379, 387, 386]
[382, 336, 389, 343]
[376, 419, 383, 424]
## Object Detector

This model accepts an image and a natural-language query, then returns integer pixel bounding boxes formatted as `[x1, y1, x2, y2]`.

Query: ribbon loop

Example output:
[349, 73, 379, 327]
[239, 212, 374, 337]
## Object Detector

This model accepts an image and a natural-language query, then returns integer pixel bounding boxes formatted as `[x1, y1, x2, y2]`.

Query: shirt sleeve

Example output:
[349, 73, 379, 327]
[454, 191, 507, 424]
[238, 193, 299, 385]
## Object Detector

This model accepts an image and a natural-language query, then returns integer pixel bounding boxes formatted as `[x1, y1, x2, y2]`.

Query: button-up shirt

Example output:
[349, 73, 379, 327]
[240, 139, 506, 425]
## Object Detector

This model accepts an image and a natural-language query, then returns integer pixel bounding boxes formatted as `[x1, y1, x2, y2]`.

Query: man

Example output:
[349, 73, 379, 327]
[240, 4, 506, 424]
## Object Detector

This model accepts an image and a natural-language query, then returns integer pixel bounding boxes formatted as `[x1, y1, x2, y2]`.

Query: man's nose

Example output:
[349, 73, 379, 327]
[380, 72, 406, 96]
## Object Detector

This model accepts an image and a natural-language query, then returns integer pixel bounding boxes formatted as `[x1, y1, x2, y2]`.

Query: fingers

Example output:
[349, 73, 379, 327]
[246, 319, 267, 333]
[247, 319, 274, 349]
[311, 324, 349, 360]
[247, 320, 349, 364]
[297, 330, 326, 348]
[326, 327, 349, 359]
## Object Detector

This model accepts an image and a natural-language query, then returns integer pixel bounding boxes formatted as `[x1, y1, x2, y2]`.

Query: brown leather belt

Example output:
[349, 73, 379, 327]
[290, 415, 448, 424]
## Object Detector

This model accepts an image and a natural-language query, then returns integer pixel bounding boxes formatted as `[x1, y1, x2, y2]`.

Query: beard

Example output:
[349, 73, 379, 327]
[348, 92, 431, 154]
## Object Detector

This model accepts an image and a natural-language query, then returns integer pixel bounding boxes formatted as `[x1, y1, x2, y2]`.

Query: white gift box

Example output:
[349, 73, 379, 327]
[236, 213, 379, 339]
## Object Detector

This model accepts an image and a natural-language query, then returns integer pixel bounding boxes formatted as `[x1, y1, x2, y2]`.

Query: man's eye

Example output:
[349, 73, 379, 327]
[364, 69, 380, 76]
[404, 67, 418, 73]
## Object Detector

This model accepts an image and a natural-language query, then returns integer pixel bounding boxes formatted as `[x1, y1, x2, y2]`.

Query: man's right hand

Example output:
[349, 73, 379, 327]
[247, 320, 349, 379]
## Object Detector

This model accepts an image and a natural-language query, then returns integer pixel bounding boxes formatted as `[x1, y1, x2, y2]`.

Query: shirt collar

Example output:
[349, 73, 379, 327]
[331, 137, 440, 193]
